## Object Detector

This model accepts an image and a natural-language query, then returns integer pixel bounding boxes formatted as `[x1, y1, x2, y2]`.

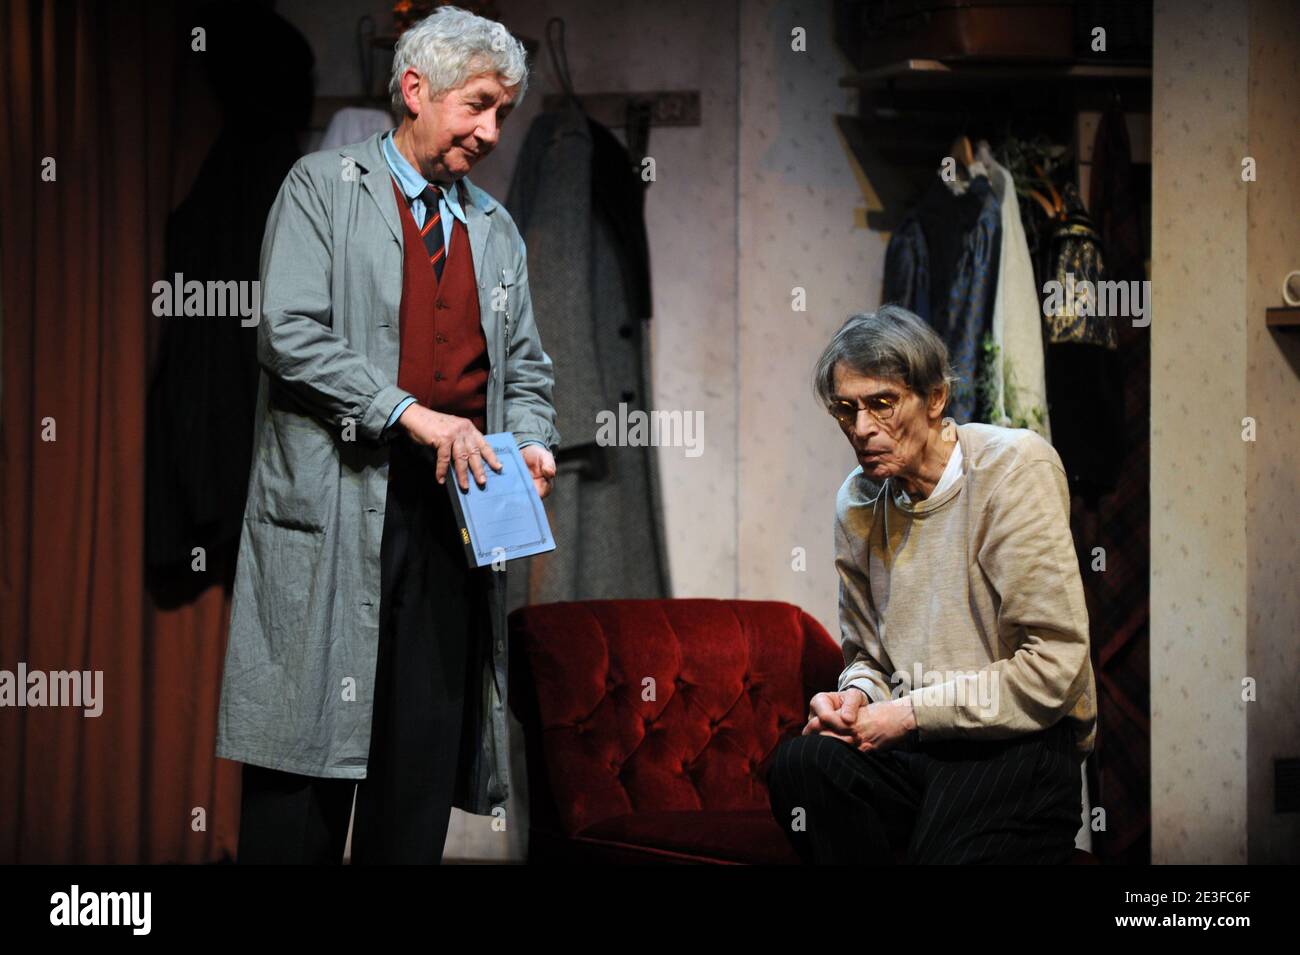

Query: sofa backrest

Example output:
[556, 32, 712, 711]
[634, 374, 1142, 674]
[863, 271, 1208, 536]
[508, 598, 843, 836]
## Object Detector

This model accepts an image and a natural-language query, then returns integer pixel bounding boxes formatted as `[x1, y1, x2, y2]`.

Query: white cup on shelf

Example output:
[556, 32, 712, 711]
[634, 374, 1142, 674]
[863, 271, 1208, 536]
[1283, 270, 1300, 307]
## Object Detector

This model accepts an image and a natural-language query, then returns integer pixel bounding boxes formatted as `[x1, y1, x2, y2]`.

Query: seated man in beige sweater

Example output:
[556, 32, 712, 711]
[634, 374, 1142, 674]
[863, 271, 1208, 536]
[767, 304, 1097, 864]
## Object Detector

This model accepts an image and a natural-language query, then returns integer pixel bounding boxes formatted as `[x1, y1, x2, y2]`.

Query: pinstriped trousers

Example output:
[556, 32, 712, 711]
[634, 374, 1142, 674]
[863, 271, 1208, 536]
[766, 719, 1082, 864]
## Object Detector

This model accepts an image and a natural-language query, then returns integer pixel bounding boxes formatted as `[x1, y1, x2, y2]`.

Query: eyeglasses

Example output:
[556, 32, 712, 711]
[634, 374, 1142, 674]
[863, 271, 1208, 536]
[827, 394, 900, 427]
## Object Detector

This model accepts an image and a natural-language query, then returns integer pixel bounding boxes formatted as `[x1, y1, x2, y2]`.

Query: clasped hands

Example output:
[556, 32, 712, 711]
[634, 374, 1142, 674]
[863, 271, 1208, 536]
[802, 687, 918, 753]
[397, 403, 557, 499]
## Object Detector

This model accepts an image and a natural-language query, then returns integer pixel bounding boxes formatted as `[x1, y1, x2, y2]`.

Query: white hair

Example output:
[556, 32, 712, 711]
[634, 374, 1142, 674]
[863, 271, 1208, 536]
[388, 5, 529, 118]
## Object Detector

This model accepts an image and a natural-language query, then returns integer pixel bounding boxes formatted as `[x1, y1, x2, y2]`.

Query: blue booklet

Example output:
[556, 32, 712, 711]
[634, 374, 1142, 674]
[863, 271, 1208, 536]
[444, 432, 556, 567]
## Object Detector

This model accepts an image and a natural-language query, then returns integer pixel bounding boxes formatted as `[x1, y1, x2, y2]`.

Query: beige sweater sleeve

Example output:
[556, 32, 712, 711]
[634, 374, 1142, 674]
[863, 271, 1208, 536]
[833, 509, 894, 704]
[909, 458, 1093, 739]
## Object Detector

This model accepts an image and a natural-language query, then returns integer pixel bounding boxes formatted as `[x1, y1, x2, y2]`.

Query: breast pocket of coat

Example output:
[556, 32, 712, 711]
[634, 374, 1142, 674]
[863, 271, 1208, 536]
[344, 228, 403, 322]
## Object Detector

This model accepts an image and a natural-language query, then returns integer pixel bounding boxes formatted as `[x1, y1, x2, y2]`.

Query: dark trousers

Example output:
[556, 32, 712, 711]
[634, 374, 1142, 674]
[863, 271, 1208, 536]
[236, 438, 490, 864]
[766, 718, 1082, 864]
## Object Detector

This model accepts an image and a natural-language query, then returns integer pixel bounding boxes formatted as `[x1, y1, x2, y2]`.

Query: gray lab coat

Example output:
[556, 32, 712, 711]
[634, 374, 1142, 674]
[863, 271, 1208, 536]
[214, 130, 560, 816]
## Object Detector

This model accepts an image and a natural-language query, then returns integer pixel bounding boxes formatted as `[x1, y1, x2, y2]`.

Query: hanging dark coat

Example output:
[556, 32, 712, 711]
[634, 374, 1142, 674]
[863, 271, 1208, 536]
[504, 102, 669, 607]
[1079, 100, 1151, 862]
[882, 174, 1001, 422]
[144, 3, 313, 600]
[145, 128, 301, 598]
[1032, 181, 1125, 504]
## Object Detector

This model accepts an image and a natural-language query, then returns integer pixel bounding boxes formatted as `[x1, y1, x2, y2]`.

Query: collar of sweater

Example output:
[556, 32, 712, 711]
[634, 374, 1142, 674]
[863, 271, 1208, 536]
[888, 431, 966, 515]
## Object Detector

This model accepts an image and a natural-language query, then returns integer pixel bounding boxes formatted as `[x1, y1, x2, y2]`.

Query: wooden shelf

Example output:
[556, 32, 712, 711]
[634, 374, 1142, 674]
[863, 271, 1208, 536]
[838, 56, 1153, 232]
[1266, 307, 1300, 329]
[841, 59, 1152, 90]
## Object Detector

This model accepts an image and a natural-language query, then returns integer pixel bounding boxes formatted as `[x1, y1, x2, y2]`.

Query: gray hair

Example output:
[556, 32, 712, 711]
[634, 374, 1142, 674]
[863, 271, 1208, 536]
[389, 5, 529, 119]
[812, 304, 957, 407]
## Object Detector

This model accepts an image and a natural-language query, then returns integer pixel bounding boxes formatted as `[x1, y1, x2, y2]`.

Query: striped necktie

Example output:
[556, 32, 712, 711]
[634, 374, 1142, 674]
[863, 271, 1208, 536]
[416, 183, 446, 282]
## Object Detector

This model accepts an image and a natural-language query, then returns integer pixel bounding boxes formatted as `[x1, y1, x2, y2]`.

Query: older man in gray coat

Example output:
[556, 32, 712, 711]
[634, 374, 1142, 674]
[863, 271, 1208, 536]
[215, 7, 558, 864]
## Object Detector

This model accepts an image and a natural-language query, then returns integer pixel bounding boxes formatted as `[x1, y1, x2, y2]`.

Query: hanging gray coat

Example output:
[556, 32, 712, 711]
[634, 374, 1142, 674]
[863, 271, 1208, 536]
[504, 102, 669, 605]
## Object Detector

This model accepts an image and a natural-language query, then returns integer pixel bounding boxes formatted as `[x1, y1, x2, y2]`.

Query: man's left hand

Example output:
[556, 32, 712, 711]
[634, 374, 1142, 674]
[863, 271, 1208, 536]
[521, 443, 557, 499]
[804, 689, 917, 753]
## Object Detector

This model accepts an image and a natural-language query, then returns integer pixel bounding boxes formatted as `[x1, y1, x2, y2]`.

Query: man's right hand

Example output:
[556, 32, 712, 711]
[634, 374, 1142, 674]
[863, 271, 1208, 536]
[397, 404, 503, 491]
[802, 687, 869, 741]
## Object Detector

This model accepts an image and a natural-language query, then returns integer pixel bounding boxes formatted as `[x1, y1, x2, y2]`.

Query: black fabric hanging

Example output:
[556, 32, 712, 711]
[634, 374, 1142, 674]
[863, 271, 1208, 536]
[145, 4, 313, 599]
[1034, 181, 1125, 504]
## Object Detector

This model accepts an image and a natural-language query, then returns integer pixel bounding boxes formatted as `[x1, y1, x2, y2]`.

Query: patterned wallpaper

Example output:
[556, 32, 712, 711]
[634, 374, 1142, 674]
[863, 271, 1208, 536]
[1244, 0, 1300, 865]
[1152, 0, 1249, 863]
[735, 0, 875, 629]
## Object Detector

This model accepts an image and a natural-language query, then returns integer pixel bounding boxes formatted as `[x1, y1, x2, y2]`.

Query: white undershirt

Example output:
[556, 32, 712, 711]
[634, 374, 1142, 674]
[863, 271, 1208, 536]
[895, 441, 963, 505]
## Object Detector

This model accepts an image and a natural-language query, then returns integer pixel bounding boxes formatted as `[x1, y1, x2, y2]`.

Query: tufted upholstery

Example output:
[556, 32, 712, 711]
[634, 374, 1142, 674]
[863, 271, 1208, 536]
[508, 598, 844, 864]
[508, 597, 1099, 865]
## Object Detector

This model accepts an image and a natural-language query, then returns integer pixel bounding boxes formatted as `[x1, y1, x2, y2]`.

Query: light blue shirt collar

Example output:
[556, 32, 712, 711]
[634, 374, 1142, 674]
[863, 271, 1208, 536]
[381, 128, 467, 225]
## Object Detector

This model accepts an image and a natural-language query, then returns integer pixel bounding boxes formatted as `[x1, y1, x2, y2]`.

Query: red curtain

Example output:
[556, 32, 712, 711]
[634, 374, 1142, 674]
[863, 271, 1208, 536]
[0, 0, 238, 863]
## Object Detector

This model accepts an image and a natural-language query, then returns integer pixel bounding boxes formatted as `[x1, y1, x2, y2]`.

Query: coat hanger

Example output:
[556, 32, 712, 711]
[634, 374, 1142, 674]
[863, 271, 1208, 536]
[1026, 161, 1064, 220]
[625, 98, 653, 181]
[942, 105, 977, 189]
[948, 106, 974, 170]
[546, 17, 583, 114]
[949, 133, 974, 170]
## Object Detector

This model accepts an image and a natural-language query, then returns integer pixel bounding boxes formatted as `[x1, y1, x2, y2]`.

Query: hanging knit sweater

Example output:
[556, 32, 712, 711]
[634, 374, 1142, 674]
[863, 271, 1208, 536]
[835, 422, 1097, 760]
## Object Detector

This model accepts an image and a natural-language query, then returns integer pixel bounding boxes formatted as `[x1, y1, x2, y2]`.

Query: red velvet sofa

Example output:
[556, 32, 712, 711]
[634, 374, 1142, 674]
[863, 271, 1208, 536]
[508, 597, 1097, 865]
